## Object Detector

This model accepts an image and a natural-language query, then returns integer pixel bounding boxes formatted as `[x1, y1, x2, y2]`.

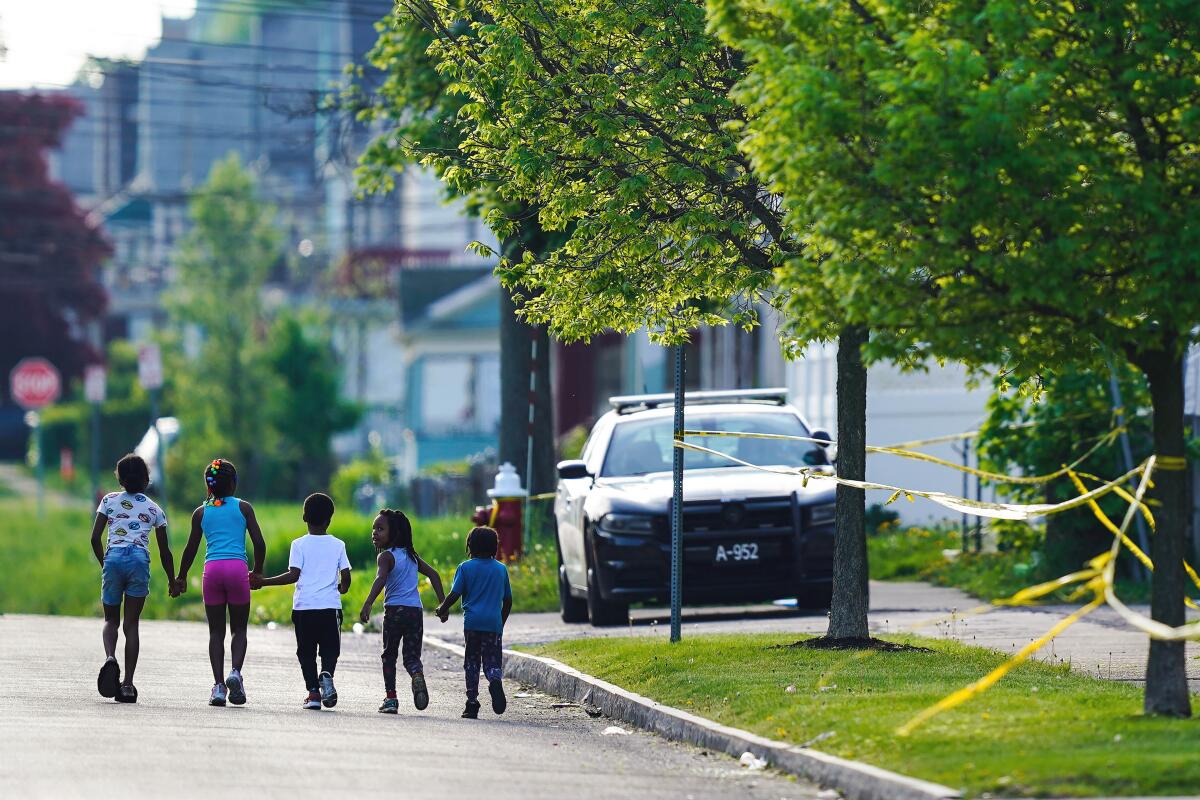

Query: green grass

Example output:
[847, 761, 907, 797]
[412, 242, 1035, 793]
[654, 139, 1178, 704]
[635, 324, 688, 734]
[531, 633, 1200, 798]
[0, 501, 557, 624]
[869, 528, 1157, 603]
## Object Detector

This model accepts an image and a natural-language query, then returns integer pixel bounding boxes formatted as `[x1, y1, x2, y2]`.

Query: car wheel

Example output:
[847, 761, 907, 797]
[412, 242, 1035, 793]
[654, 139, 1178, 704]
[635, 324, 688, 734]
[795, 581, 833, 610]
[558, 560, 589, 624]
[586, 542, 629, 627]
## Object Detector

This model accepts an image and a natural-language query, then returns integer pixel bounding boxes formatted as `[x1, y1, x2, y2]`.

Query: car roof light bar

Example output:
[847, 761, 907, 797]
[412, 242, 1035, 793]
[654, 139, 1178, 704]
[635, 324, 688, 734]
[609, 387, 789, 413]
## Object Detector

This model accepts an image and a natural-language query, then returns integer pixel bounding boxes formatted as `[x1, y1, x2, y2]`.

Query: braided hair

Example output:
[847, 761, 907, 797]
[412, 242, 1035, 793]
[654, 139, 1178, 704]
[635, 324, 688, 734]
[380, 508, 417, 562]
[204, 458, 237, 506]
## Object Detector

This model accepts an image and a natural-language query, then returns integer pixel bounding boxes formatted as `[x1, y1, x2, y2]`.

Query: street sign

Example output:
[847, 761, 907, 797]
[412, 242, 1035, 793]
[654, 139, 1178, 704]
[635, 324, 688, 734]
[137, 344, 163, 390]
[10, 357, 61, 410]
[84, 365, 107, 404]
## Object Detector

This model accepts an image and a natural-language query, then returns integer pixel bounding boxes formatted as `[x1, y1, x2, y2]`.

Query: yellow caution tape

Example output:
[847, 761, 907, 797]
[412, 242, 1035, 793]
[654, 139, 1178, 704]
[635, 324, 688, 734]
[682, 424, 1124, 487]
[673, 439, 1145, 521]
[1157, 455, 1188, 470]
[527, 492, 557, 502]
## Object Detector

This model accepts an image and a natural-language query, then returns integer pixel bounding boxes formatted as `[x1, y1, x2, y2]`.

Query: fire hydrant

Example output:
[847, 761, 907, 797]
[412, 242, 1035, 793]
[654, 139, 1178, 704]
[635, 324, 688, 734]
[471, 462, 526, 562]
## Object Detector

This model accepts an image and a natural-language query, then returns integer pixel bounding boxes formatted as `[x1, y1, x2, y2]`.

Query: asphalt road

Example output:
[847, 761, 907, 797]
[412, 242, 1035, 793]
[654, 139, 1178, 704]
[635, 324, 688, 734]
[0, 614, 820, 800]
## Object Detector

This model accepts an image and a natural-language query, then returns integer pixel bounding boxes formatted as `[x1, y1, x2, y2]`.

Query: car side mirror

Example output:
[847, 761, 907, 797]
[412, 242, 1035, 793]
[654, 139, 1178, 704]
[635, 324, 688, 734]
[811, 429, 832, 447]
[557, 459, 592, 480]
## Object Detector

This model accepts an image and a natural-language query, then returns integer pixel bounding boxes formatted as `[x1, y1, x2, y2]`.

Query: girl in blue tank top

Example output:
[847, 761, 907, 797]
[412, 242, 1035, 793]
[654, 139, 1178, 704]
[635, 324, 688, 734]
[176, 458, 266, 707]
[359, 509, 445, 714]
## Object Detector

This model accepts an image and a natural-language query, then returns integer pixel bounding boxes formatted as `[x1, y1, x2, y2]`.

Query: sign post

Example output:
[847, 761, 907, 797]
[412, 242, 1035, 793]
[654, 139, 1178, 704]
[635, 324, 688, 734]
[11, 357, 62, 518]
[84, 365, 106, 504]
[670, 344, 685, 643]
[138, 344, 165, 506]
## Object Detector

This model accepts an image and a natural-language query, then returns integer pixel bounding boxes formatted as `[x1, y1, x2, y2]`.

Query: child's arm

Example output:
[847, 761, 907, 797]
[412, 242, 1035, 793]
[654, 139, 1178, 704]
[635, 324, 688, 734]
[338, 568, 351, 594]
[176, 508, 204, 589]
[89, 513, 107, 566]
[153, 525, 177, 596]
[241, 501, 266, 575]
[253, 567, 300, 588]
[359, 551, 394, 623]
[416, 557, 446, 604]
[435, 591, 461, 623]
[502, 570, 513, 625]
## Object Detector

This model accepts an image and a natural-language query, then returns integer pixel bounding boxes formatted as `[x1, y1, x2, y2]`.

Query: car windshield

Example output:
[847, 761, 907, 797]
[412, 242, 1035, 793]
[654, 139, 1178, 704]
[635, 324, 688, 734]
[600, 411, 827, 477]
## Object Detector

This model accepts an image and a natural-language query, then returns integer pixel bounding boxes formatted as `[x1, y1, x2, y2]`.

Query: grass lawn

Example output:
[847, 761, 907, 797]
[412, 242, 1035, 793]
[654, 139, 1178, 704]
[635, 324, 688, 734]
[0, 501, 557, 624]
[532, 633, 1200, 798]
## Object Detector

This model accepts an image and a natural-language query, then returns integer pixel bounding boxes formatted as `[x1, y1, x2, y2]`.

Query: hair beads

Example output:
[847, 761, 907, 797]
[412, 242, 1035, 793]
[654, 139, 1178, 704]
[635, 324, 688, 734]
[204, 458, 237, 506]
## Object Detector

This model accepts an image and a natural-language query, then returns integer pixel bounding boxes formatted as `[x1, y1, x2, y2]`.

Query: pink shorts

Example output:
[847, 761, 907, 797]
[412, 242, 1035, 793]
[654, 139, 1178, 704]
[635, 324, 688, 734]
[203, 559, 251, 605]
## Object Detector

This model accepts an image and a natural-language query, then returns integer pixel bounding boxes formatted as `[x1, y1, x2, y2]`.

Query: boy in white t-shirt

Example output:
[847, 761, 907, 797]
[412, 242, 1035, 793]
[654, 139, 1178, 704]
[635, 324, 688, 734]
[251, 493, 350, 710]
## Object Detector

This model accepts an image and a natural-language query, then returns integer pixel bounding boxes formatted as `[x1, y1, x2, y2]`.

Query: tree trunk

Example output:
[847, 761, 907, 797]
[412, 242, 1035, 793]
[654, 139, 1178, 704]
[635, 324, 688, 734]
[499, 287, 556, 498]
[827, 325, 870, 640]
[1139, 348, 1192, 717]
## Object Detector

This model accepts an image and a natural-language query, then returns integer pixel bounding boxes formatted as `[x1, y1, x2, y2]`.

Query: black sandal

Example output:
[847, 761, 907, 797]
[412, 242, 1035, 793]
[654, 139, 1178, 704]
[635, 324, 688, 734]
[97, 658, 120, 698]
[116, 683, 138, 704]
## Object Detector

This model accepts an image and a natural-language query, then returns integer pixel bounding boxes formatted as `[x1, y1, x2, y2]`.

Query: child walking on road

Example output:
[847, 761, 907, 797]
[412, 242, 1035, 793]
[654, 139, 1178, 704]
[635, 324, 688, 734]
[360, 509, 445, 714]
[252, 493, 351, 710]
[176, 458, 266, 707]
[435, 526, 512, 719]
[90, 454, 178, 703]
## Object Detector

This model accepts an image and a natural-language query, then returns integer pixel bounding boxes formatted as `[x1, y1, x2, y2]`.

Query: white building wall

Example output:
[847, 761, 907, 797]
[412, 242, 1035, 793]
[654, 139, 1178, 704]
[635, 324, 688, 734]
[786, 348, 993, 523]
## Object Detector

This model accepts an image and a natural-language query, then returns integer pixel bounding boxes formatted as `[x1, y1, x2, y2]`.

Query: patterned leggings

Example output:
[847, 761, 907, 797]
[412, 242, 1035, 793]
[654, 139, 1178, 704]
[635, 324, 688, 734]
[464, 630, 503, 701]
[382, 606, 424, 692]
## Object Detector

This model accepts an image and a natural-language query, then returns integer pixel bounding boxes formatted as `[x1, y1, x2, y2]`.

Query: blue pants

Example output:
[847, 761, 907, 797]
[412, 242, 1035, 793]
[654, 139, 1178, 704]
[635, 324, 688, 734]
[101, 547, 151, 606]
[463, 630, 503, 700]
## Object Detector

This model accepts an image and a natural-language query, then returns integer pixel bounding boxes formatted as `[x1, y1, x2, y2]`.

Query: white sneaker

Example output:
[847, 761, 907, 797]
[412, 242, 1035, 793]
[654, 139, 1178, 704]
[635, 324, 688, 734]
[318, 671, 337, 708]
[209, 682, 227, 706]
[303, 690, 322, 710]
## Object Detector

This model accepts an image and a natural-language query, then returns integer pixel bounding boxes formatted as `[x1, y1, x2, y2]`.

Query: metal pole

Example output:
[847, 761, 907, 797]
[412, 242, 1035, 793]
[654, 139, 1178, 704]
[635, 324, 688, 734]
[974, 451, 983, 553]
[152, 389, 166, 508]
[34, 413, 44, 519]
[90, 400, 101, 504]
[523, 334, 537, 551]
[1107, 360, 1151, 582]
[670, 343, 685, 643]
[960, 439, 970, 552]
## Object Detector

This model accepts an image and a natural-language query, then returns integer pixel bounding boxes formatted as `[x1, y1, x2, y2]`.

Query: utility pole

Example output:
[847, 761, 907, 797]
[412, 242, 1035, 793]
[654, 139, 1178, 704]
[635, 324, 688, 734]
[670, 343, 685, 643]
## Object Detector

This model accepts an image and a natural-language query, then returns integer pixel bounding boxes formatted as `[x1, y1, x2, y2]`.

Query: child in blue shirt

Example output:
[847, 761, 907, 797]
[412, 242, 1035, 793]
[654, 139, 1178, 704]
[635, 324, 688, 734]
[435, 526, 512, 719]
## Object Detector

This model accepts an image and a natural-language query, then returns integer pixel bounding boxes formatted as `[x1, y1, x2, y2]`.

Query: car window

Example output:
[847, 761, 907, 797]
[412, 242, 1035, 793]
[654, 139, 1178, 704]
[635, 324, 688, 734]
[600, 411, 827, 477]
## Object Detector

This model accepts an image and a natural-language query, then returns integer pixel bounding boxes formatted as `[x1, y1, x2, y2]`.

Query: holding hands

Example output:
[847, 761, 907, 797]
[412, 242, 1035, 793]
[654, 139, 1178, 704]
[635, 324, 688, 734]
[248, 572, 264, 590]
[435, 602, 450, 624]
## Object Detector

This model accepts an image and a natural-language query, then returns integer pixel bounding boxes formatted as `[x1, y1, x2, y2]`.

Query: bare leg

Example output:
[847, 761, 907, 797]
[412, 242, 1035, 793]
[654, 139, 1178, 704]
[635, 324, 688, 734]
[229, 603, 250, 672]
[121, 595, 147, 685]
[102, 603, 120, 659]
[204, 604, 227, 684]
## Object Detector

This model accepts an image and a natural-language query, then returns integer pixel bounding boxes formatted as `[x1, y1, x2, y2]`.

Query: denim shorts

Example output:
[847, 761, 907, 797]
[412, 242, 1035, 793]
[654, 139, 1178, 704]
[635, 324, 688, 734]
[101, 546, 151, 606]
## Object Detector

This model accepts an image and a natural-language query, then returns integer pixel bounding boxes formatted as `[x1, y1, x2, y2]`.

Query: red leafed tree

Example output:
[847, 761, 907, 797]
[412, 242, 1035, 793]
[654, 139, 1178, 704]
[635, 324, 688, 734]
[0, 92, 110, 397]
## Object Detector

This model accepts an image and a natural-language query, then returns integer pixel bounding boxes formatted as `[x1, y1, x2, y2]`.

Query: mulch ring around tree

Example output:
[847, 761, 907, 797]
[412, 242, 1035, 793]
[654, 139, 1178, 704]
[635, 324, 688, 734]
[773, 636, 932, 652]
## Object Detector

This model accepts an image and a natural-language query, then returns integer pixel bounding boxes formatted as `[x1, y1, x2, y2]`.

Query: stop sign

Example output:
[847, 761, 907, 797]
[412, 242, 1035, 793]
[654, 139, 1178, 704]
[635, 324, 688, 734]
[10, 358, 61, 410]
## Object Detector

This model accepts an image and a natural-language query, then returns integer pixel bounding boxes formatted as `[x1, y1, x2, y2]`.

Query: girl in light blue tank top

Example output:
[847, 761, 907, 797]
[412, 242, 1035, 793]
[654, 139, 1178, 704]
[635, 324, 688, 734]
[175, 458, 267, 707]
[359, 509, 446, 713]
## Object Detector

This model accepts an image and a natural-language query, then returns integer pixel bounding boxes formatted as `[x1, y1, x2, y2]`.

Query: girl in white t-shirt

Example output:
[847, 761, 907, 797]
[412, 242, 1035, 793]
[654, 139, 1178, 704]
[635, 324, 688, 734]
[359, 509, 445, 714]
[251, 493, 350, 710]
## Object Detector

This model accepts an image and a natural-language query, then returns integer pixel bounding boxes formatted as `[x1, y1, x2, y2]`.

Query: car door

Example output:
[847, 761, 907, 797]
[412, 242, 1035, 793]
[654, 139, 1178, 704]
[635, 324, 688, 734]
[557, 420, 607, 589]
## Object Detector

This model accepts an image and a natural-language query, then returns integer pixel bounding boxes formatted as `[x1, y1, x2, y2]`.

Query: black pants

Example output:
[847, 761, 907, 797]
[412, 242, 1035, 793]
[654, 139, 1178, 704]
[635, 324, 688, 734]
[292, 609, 341, 691]
[463, 630, 503, 701]
[382, 606, 424, 692]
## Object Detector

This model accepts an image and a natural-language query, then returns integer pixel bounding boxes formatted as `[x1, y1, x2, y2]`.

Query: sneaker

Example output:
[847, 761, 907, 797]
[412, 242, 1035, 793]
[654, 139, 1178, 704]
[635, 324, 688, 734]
[378, 697, 399, 714]
[303, 690, 322, 710]
[462, 699, 481, 719]
[209, 683, 227, 707]
[318, 671, 337, 708]
[225, 671, 246, 706]
[411, 674, 429, 711]
[97, 657, 120, 698]
[488, 679, 507, 714]
[115, 683, 138, 704]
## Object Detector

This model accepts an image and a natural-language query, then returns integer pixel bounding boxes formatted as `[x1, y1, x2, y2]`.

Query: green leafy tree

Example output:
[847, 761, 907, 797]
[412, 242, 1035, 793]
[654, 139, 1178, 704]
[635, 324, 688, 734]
[353, 7, 560, 503]
[363, 0, 873, 638]
[713, 0, 1200, 714]
[978, 365, 1152, 575]
[265, 313, 361, 498]
[165, 155, 282, 501]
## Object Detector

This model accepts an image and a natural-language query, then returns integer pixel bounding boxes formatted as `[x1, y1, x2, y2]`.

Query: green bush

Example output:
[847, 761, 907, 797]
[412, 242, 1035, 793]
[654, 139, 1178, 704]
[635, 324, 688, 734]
[329, 448, 392, 510]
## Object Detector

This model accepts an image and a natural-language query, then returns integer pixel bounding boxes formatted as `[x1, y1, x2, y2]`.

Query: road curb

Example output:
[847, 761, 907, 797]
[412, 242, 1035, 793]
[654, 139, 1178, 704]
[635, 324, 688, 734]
[424, 635, 961, 800]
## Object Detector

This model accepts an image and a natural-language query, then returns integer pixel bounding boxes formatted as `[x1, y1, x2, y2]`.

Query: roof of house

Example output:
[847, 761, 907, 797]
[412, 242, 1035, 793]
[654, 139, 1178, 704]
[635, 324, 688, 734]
[396, 266, 497, 332]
